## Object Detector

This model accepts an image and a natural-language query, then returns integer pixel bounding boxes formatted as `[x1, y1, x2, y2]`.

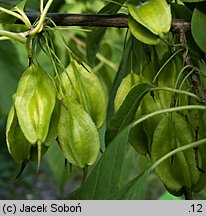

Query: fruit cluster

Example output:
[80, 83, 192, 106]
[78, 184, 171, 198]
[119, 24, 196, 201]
[6, 58, 107, 172]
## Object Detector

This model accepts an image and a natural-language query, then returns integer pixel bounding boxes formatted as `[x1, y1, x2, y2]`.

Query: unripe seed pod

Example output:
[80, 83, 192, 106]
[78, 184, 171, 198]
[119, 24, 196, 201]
[60, 71, 77, 99]
[114, 72, 140, 112]
[14, 64, 56, 144]
[44, 102, 60, 147]
[62, 59, 107, 129]
[128, 0, 171, 36]
[128, 16, 160, 45]
[58, 96, 100, 168]
[141, 92, 164, 149]
[6, 105, 31, 164]
[158, 57, 177, 109]
[151, 114, 190, 193]
[151, 113, 201, 195]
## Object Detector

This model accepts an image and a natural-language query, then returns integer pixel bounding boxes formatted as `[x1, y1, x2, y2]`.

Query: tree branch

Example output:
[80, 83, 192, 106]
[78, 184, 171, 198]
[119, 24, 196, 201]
[16, 13, 190, 30]
[18, 13, 129, 28]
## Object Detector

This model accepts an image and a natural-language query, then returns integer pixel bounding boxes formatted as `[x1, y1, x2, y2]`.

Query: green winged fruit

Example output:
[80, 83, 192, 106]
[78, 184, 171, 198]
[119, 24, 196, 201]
[114, 72, 140, 112]
[128, 0, 171, 36]
[151, 113, 201, 196]
[128, 0, 171, 44]
[128, 16, 160, 45]
[61, 58, 107, 129]
[114, 72, 149, 155]
[141, 91, 164, 149]
[6, 105, 31, 164]
[14, 64, 56, 144]
[57, 96, 100, 168]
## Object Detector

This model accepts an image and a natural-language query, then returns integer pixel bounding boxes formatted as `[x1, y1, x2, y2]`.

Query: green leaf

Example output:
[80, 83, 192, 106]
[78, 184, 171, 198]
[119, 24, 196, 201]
[46, 142, 69, 192]
[0, 0, 28, 24]
[170, 3, 192, 20]
[110, 171, 149, 199]
[107, 36, 133, 122]
[68, 127, 130, 199]
[98, 0, 125, 14]
[0, 1, 14, 8]
[13, 0, 28, 11]
[106, 83, 156, 145]
[86, 0, 126, 66]
[48, 0, 66, 12]
[192, 8, 206, 52]
[0, 13, 16, 24]
[0, 41, 24, 114]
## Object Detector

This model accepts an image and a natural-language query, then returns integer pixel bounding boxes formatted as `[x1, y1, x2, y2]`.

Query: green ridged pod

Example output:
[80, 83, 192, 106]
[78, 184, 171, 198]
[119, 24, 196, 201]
[57, 96, 100, 168]
[114, 72, 148, 154]
[158, 57, 177, 109]
[62, 59, 107, 129]
[6, 105, 31, 164]
[151, 114, 190, 194]
[141, 92, 164, 149]
[175, 113, 200, 187]
[14, 64, 56, 144]
[151, 113, 201, 196]
[114, 72, 140, 112]
[44, 102, 60, 147]
[128, 0, 171, 36]
[128, 16, 160, 45]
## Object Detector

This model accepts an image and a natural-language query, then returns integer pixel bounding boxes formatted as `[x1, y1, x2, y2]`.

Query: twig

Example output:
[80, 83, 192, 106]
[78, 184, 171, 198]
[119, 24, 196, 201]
[172, 21, 206, 103]
[171, 19, 191, 33]
[16, 13, 191, 29]
[16, 13, 128, 28]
